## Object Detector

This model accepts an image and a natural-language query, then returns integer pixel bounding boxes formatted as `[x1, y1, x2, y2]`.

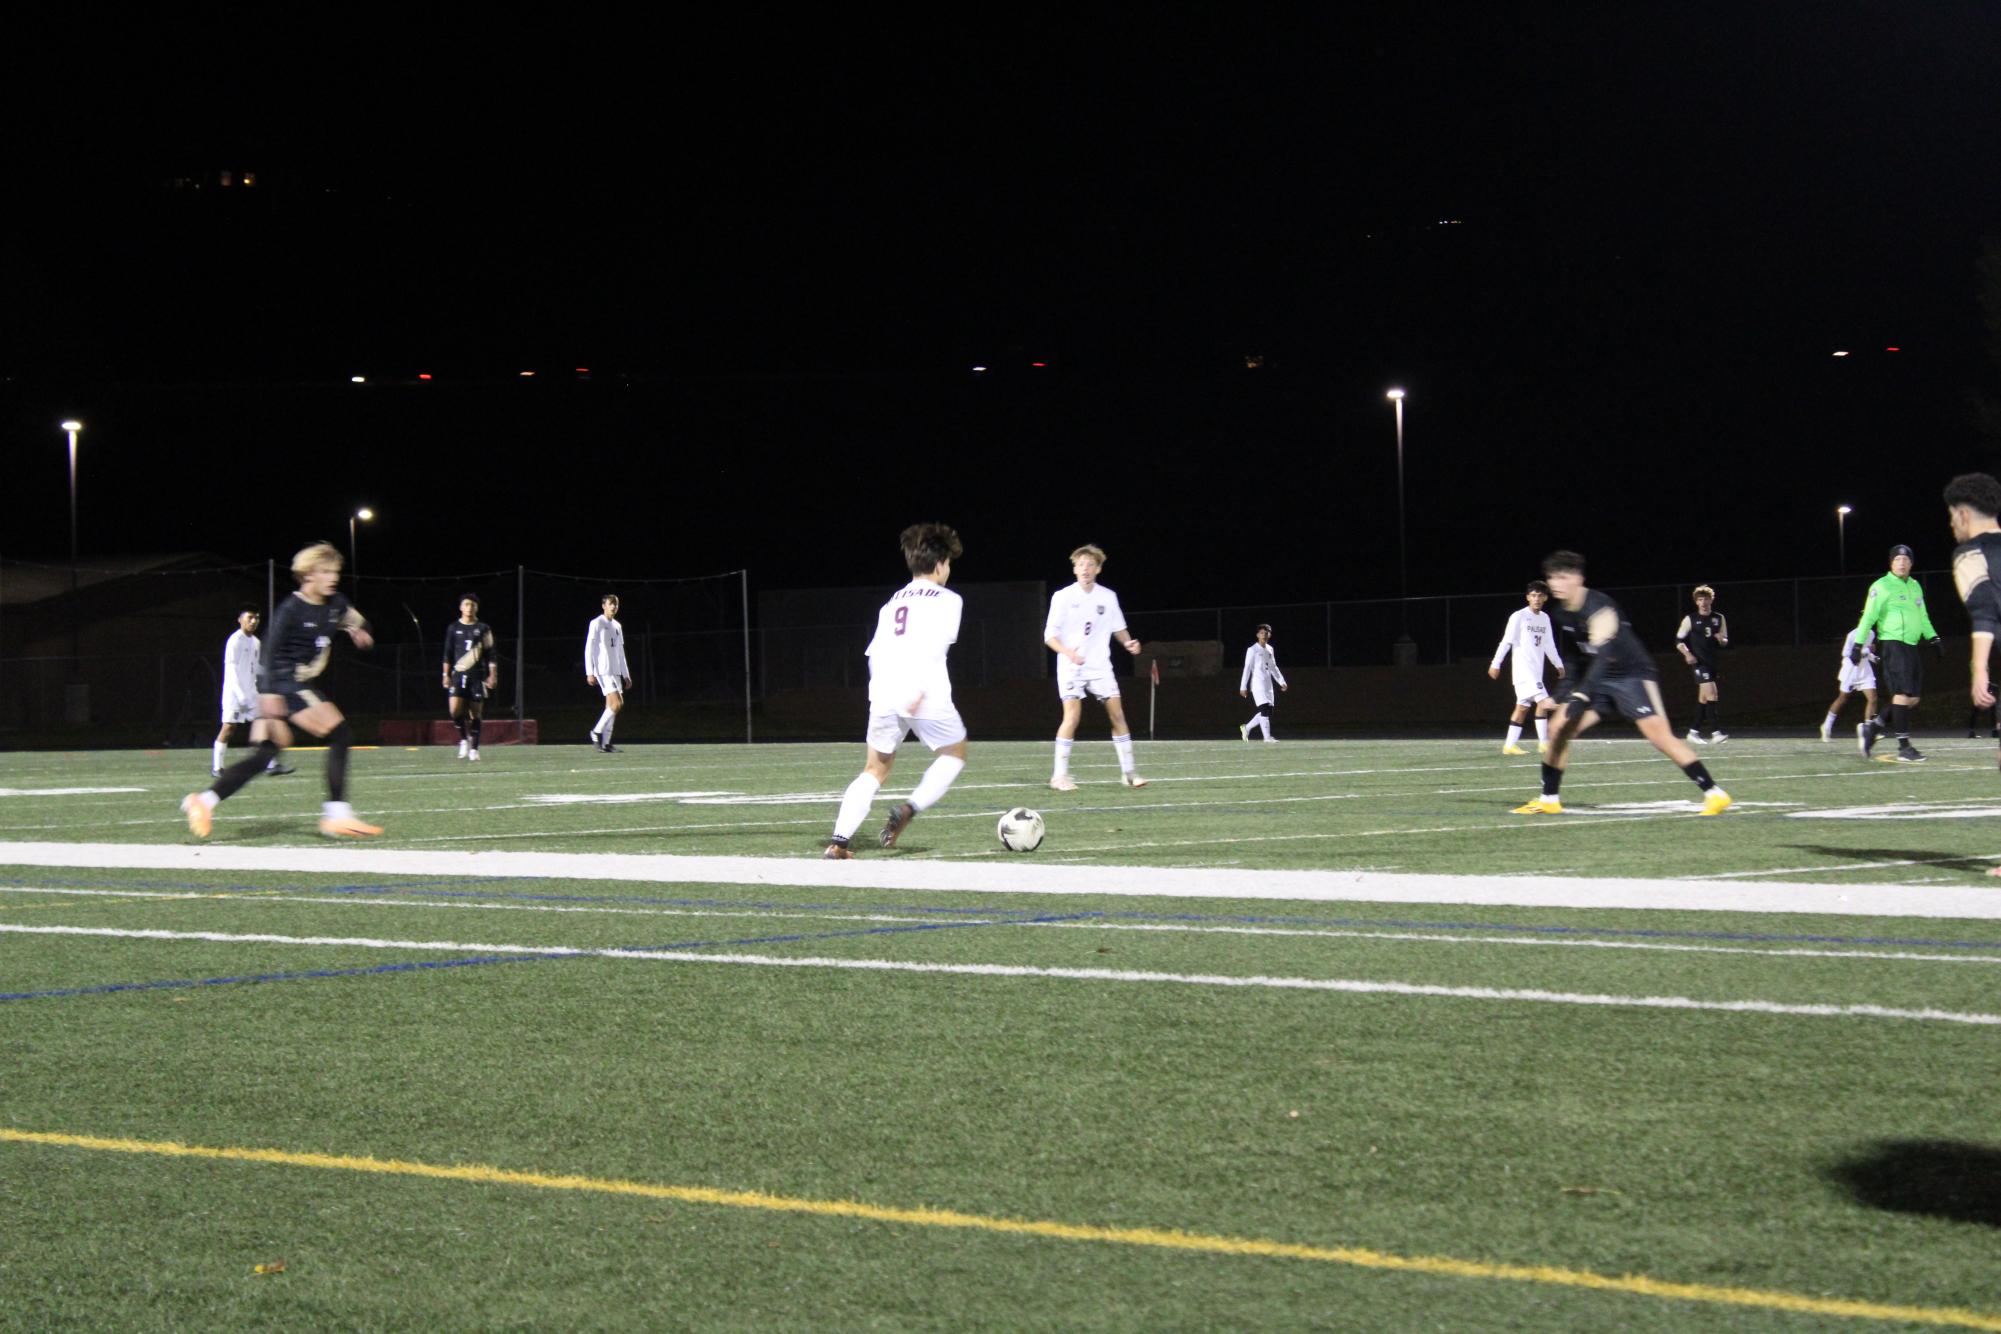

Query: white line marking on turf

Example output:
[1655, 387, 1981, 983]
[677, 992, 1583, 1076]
[524, 791, 738, 805]
[8, 921, 2000, 1025]
[1786, 803, 2001, 820]
[12, 885, 1997, 966]
[5, 842, 2001, 918]
[0, 787, 148, 797]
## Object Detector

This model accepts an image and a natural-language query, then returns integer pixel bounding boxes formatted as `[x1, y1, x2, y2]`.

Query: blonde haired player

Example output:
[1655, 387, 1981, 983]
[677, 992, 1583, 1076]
[181, 542, 381, 839]
[823, 523, 970, 858]
[585, 594, 630, 752]
[1045, 544, 1146, 790]
[1487, 581, 1564, 754]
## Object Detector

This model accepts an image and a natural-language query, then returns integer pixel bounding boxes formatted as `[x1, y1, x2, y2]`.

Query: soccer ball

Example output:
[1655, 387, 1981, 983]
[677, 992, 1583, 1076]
[997, 806, 1046, 852]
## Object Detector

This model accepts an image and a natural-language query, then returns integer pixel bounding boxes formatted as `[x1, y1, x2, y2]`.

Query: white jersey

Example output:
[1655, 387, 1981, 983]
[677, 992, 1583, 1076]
[866, 578, 962, 718]
[1838, 628, 1878, 691]
[1044, 581, 1128, 672]
[1490, 608, 1562, 686]
[222, 628, 261, 712]
[1240, 642, 1287, 706]
[586, 614, 628, 680]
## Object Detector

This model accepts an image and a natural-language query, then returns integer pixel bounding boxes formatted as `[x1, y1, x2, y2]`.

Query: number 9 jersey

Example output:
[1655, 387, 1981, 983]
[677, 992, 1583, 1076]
[866, 578, 963, 718]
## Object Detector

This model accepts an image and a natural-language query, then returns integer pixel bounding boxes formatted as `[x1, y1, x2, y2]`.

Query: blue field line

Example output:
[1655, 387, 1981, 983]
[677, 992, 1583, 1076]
[0, 873, 534, 896]
[0, 913, 1095, 1007]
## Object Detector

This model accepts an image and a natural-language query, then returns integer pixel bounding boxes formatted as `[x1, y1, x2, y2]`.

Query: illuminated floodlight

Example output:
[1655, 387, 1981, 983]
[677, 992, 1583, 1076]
[519, 370, 536, 377]
[971, 365, 988, 373]
[1831, 351, 1850, 357]
[355, 507, 374, 521]
[60, 420, 83, 432]
[351, 375, 366, 383]
[1386, 388, 1406, 400]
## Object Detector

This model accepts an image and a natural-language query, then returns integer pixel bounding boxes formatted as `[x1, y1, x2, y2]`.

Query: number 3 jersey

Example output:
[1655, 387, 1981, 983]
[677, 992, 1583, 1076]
[866, 578, 963, 718]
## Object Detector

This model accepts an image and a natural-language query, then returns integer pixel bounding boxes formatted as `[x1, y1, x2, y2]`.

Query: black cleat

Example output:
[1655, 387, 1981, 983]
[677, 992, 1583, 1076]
[265, 763, 295, 776]
[599, 742, 621, 753]
[823, 836, 854, 860]
[878, 801, 917, 849]
[1857, 719, 1880, 760]
[1896, 744, 1927, 763]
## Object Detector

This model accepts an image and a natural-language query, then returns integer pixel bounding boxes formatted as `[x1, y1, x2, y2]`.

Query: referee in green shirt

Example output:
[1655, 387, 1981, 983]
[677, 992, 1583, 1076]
[1854, 543, 1942, 761]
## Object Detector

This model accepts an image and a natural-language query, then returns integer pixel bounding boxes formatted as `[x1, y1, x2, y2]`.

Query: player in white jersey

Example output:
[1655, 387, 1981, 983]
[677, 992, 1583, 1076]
[1487, 581, 1565, 754]
[1044, 544, 1146, 790]
[212, 607, 291, 777]
[585, 594, 630, 752]
[824, 524, 970, 858]
[1820, 628, 1878, 741]
[1237, 624, 1288, 741]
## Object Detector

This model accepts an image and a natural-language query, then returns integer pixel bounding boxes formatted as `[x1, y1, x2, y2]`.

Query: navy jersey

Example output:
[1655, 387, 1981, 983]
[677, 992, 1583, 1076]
[1551, 588, 1657, 685]
[1952, 532, 2001, 634]
[260, 592, 365, 691]
[443, 620, 496, 676]
[1676, 610, 1726, 666]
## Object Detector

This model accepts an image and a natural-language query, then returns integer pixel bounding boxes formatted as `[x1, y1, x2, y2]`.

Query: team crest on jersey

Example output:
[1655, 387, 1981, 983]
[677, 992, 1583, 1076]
[1096, 604, 1105, 615]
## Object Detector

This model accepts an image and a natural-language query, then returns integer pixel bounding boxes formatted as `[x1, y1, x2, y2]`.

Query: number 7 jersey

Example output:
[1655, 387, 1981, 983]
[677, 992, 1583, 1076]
[866, 578, 963, 717]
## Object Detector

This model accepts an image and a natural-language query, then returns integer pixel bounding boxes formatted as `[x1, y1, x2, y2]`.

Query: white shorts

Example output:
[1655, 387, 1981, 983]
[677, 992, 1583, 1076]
[1512, 679, 1550, 708]
[221, 700, 259, 724]
[1838, 660, 1877, 693]
[596, 676, 626, 698]
[866, 707, 968, 755]
[1057, 663, 1120, 702]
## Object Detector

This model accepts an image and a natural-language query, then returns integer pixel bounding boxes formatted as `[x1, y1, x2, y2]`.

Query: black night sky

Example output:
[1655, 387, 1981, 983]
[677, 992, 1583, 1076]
[7, 6, 2001, 609]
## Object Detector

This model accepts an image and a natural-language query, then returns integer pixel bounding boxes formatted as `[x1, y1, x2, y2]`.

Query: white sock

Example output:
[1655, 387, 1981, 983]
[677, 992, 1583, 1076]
[323, 800, 352, 819]
[600, 713, 616, 742]
[593, 707, 613, 737]
[197, 789, 220, 811]
[832, 773, 880, 840]
[1824, 712, 1838, 728]
[1052, 737, 1073, 779]
[1111, 732, 1135, 774]
[1534, 716, 1549, 742]
[212, 740, 227, 770]
[1505, 724, 1523, 747]
[909, 754, 966, 811]
[1256, 716, 1272, 740]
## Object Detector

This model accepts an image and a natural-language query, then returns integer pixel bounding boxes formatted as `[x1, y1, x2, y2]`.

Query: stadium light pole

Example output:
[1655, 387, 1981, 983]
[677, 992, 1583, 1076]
[61, 420, 83, 662]
[1386, 390, 1410, 645]
[350, 507, 374, 594]
[1837, 505, 1852, 575]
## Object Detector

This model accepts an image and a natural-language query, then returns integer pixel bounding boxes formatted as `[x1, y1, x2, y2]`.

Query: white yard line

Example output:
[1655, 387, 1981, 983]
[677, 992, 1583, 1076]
[4, 921, 1995, 1027]
[3, 841, 2001, 918]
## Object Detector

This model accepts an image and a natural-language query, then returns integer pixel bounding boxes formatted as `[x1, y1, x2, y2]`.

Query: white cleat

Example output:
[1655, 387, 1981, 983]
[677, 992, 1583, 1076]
[468, 748, 481, 762]
[457, 739, 469, 759]
[1238, 724, 1249, 741]
[1049, 774, 1079, 792]
[1818, 722, 1832, 742]
[1262, 737, 1277, 744]
[1121, 773, 1150, 788]
[1685, 729, 1707, 745]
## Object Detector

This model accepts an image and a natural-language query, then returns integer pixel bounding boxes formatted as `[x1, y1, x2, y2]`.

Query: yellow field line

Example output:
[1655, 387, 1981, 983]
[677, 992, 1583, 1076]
[3, 1128, 1994, 1327]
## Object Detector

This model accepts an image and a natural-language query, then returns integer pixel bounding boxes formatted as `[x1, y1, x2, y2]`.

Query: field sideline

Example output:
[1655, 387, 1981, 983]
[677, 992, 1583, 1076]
[4, 738, 2001, 1327]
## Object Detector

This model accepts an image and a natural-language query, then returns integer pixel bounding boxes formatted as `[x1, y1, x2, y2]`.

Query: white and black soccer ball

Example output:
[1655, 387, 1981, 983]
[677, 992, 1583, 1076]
[997, 806, 1046, 852]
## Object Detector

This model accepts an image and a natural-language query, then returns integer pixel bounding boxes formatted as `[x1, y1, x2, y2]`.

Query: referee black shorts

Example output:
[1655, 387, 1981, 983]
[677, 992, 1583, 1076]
[1879, 640, 1924, 698]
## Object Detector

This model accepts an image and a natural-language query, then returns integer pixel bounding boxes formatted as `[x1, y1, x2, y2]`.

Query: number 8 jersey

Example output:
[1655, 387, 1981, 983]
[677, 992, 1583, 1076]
[866, 578, 963, 718]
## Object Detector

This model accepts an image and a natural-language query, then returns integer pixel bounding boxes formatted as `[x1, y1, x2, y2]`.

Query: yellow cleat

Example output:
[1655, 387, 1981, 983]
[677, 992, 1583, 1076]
[180, 794, 212, 839]
[1536, 740, 1550, 754]
[1501, 744, 1527, 755]
[1511, 797, 1563, 815]
[319, 815, 384, 839]
[1699, 789, 1734, 816]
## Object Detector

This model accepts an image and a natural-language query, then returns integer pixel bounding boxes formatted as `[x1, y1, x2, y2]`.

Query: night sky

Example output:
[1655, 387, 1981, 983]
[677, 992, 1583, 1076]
[7, 6, 2001, 609]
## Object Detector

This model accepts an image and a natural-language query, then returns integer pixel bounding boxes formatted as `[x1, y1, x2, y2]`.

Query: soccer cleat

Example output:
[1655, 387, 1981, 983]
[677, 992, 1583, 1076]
[588, 730, 602, 748]
[1698, 788, 1734, 816]
[1511, 796, 1563, 815]
[823, 836, 854, 860]
[1709, 731, 1729, 744]
[1685, 729, 1707, 745]
[600, 742, 621, 753]
[1818, 721, 1832, 742]
[468, 748, 481, 762]
[1536, 740, 1550, 754]
[319, 814, 384, 838]
[1049, 774, 1079, 792]
[210, 768, 222, 778]
[1857, 719, 1879, 759]
[1238, 724, 1249, 741]
[1501, 743, 1527, 755]
[180, 794, 213, 838]
[1262, 737, 1278, 744]
[457, 739, 469, 759]
[878, 801, 917, 848]
[1121, 772, 1149, 787]
[1896, 744, 1927, 763]
[266, 763, 295, 776]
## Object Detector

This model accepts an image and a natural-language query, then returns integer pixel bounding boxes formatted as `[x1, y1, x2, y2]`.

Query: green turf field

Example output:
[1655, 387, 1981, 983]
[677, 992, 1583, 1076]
[3, 739, 2000, 1329]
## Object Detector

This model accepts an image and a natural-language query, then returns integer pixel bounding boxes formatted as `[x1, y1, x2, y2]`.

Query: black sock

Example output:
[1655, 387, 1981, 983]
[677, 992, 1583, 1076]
[1893, 703, 1911, 740]
[469, 715, 483, 748]
[454, 714, 468, 740]
[212, 741, 279, 801]
[1681, 759, 1716, 792]
[1539, 762, 1563, 796]
[326, 722, 351, 803]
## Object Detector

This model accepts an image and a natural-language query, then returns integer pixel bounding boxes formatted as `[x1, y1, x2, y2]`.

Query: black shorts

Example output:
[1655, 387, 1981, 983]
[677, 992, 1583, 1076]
[1568, 675, 1665, 724]
[447, 674, 488, 700]
[1689, 664, 1716, 685]
[263, 683, 330, 716]
[1880, 640, 1924, 698]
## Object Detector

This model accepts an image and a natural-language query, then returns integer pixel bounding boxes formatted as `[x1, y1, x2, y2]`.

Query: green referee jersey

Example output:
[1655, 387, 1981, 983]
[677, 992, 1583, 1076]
[1854, 572, 1936, 645]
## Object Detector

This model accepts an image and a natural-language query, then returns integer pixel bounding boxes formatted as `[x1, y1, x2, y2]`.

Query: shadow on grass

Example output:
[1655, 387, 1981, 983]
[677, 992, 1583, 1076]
[1829, 1140, 2001, 1227]
[1784, 845, 2001, 876]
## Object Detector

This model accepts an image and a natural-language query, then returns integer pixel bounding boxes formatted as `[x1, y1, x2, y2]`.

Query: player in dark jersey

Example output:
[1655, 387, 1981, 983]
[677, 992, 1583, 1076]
[1675, 584, 1730, 744]
[1945, 472, 2001, 877]
[179, 542, 383, 839]
[1515, 551, 1732, 816]
[441, 595, 499, 761]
